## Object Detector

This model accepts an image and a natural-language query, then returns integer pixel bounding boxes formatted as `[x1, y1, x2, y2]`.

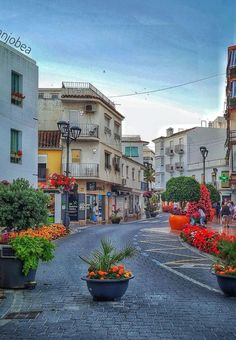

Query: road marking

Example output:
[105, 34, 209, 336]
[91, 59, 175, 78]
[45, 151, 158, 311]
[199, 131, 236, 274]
[151, 259, 223, 294]
[146, 250, 204, 258]
[146, 246, 186, 252]
[164, 258, 210, 265]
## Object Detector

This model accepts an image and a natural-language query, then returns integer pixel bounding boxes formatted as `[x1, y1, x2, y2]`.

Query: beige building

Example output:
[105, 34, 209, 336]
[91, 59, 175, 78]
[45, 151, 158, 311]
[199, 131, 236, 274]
[38, 82, 145, 223]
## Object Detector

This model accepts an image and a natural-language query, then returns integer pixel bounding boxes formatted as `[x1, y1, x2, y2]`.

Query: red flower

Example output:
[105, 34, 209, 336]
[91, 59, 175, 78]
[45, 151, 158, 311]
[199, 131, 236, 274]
[17, 150, 23, 156]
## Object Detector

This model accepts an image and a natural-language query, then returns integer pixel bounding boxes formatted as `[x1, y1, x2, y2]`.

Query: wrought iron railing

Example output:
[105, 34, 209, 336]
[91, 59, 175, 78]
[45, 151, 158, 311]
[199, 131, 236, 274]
[63, 163, 99, 177]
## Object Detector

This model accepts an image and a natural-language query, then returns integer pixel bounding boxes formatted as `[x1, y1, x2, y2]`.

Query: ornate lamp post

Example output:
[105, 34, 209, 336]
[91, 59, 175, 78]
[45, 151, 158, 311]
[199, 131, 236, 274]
[57, 121, 81, 227]
[212, 168, 218, 188]
[200, 146, 208, 184]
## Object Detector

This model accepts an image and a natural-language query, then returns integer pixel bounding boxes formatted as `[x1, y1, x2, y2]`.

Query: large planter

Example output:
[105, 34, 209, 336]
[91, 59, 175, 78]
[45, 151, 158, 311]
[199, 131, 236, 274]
[215, 273, 236, 297]
[111, 218, 121, 224]
[81, 276, 134, 301]
[0, 245, 37, 289]
[145, 211, 151, 218]
[169, 214, 190, 231]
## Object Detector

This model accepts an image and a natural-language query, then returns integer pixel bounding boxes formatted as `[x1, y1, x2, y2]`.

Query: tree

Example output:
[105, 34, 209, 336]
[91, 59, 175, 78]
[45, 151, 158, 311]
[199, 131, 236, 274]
[198, 184, 212, 220]
[144, 167, 155, 190]
[206, 183, 220, 204]
[165, 176, 200, 208]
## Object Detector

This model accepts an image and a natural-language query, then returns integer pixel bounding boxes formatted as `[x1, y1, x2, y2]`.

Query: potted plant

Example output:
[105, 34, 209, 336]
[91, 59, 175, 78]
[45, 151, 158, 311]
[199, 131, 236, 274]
[0, 178, 50, 288]
[164, 176, 200, 230]
[212, 240, 236, 296]
[111, 209, 122, 224]
[80, 239, 136, 301]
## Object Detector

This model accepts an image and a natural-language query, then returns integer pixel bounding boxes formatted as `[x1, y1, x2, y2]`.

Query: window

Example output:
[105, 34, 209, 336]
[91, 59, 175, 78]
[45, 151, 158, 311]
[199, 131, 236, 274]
[51, 93, 58, 100]
[122, 164, 124, 177]
[132, 168, 135, 181]
[104, 114, 111, 128]
[232, 81, 236, 98]
[114, 122, 120, 135]
[129, 195, 134, 214]
[230, 50, 236, 67]
[105, 152, 111, 170]
[126, 166, 129, 178]
[38, 163, 47, 181]
[125, 147, 139, 157]
[113, 155, 120, 172]
[10, 129, 22, 164]
[71, 149, 81, 163]
[38, 93, 44, 99]
[138, 170, 141, 182]
[11, 71, 23, 106]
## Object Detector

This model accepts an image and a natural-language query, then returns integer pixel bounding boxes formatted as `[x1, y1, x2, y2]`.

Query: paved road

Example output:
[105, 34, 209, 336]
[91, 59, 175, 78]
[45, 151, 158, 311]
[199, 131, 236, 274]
[1, 215, 236, 339]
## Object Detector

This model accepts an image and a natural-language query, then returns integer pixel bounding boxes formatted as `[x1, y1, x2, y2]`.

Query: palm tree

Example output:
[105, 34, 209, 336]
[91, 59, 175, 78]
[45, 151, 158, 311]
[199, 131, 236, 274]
[144, 167, 155, 191]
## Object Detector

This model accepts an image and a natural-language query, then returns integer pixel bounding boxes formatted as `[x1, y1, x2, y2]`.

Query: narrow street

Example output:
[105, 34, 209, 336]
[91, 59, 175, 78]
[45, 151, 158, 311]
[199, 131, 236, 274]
[1, 215, 236, 339]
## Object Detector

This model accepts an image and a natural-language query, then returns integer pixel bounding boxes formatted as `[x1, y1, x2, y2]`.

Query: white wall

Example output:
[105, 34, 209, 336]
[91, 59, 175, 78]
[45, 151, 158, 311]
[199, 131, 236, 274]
[0, 42, 38, 186]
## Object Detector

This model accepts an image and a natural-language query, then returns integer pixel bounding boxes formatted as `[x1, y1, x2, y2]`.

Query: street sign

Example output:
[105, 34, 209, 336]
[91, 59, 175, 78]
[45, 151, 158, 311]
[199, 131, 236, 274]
[107, 192, 112, 197]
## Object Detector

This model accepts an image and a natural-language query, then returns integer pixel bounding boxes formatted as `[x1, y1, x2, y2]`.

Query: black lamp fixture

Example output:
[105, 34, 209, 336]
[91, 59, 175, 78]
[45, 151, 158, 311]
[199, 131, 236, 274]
[212, 168, 218, 188]
[200, 146, 208, 184]
[57, 120, 81, 228]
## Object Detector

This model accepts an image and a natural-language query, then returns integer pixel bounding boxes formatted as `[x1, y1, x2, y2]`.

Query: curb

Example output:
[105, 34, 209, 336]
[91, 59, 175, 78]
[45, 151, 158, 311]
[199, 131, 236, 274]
[179, 236, 217, 262]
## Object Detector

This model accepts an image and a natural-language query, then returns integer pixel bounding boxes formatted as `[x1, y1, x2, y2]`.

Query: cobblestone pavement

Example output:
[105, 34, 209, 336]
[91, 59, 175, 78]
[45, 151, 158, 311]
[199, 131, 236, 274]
[1, 215, 236, 339]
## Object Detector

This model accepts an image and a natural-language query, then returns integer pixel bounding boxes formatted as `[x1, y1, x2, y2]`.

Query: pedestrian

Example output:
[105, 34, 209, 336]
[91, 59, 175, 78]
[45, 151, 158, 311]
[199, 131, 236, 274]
[92, 202, 98, 224]
[124, 197, 128, 222]
[135, 202, 141, 220]
[221, 202, 231, 227]
[198, 208, 206, 227]
[216, 201, 221, 223]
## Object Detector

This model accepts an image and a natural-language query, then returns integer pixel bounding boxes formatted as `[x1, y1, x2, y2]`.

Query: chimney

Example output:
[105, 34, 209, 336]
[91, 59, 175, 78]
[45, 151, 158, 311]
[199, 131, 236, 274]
[166, 127, 174, 137]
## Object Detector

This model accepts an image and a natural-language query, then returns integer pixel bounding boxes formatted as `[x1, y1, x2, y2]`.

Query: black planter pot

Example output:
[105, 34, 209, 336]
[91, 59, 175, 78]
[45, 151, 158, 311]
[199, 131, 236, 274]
[150, 212, 158, 217]
[0, 245, 37, 289]
[215, 273, 236, 296]
[81, 276, 134, 301]
[145, 211, 151, 218]
[111, 220, 121, 224]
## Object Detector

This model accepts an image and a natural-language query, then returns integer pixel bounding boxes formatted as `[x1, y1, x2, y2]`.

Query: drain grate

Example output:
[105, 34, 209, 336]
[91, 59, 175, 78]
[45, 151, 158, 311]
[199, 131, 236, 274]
[4, 311, 41, 319]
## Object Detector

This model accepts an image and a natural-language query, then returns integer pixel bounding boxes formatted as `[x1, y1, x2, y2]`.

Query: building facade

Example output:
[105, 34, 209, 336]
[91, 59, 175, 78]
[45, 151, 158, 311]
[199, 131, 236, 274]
[0, 41, 38, 186]
[225, 45, 236, 201]
[153, 125, 229, 200]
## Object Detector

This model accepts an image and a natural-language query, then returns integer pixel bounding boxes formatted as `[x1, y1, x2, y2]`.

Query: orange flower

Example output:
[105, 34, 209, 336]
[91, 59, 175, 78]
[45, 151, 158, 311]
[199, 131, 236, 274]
[100, 277, 105, 280]
[116, 274, 120, 278]
[118, 265, 124, 270]
[89, 271, 96, 276]
[118, 269, 124, 275]
[112, 267, 118, 273]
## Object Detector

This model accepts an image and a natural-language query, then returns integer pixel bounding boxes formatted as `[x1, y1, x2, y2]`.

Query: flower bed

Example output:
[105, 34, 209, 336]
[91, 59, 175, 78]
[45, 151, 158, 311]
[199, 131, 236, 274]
[180, 225, 236, 256]
[87, 265, 133, 280]
[0, 224, 67, 243]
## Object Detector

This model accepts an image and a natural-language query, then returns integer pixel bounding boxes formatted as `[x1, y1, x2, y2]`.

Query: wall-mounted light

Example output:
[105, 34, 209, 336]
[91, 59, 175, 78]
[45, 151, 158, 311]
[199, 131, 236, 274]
[93, 148, 97, 154]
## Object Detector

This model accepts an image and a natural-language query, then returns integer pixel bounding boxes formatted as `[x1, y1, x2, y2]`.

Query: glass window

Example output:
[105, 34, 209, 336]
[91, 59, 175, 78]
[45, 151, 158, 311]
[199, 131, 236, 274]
[104, 115, 111, 128]
[10, 129, 22, 164]
[11, 71, 23, 106]
[230, 50, 236, 67]
[105, 152, 111, 169]
[232, 81, 236, 98]
[114, 122, 120, 135]
[125, 147, 139, 157]
[126, 166, 129, 178]
[132, 168, 135, 181]
[38, 163, 47, 181]
[122, 164, 124, 177]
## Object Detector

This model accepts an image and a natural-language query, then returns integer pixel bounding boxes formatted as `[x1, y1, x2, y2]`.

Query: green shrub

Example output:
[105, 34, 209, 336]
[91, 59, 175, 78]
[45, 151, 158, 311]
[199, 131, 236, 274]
[206, 183, 220, 204]
[165, 176, 200, 207]
[10, 236, 55, 275]
[0, 178, 49, 231]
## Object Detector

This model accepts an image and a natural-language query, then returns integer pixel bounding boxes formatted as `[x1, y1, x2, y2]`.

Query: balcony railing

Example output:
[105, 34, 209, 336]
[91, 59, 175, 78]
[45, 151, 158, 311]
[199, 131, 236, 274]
[174, 144, 184, 154]
[229, 97, 236, 110]
[228, 66, 236, 79]
[230, 130, 236, 144]
[61, 82, 115, 108]
[165, 147, 174, 156]
[175, 162, 184, 171]
[79, 124, 99, 138]
[63, 163, 99, 177]
[165, 164, 174, 172]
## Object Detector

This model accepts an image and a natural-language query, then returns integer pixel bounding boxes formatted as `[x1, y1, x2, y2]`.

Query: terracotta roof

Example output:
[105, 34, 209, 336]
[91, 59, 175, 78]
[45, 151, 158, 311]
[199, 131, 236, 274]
[38, 131, 61, 149]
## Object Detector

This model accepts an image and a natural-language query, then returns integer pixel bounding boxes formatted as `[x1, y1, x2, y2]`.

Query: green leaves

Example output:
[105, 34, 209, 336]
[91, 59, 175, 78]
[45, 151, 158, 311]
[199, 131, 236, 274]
[206, 183, 220, 204]
[0, 178, 49, 231]
[80, 239, 137, 272]
[10, 236, 55, 276]
[165, 176, 200, 204]
[218, 240, 236, 268]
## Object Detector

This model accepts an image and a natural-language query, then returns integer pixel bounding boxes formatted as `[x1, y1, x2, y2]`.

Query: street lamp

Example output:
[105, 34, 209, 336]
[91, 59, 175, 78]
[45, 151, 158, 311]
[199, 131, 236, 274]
[57, 121, 81, 228]
[212, 168, 218, 188]
[200, 146, 208, 184]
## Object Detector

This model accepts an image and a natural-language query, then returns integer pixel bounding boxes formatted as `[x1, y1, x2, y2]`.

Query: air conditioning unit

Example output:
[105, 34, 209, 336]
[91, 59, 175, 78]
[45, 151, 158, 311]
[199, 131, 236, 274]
[85, 104, 96, 113]
[122, 179, 127, 185]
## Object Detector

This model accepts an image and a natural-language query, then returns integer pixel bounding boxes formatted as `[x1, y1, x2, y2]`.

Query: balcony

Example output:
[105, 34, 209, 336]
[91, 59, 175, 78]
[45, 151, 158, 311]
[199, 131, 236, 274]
[61, 82, 115, 109]
[114, 133, 121, 141]
[165, 164, 174, 172]
[175, 162, 184, 171]
[228, 66, 236, 79]
[79, 124, 99, 138]
[63, 163, 99, 177]
[141, 181, 148, 191]
[165, 147, 174, 157]
[229, 97, 236, 110]
[230, 130, 236, 145]
[174, 144, 184, 154]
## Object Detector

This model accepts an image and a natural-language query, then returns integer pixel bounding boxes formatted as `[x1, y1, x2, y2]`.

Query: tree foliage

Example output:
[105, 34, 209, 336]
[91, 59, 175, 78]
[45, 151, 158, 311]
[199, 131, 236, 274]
[206, 183, 220, 204]
[0, 178, 49, 231]
[165, 176, 200, 206]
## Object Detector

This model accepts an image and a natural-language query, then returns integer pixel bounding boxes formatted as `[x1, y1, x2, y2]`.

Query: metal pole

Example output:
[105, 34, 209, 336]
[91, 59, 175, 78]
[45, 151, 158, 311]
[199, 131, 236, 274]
[64, 123, 70, 228]
[203, 156, 205, 184]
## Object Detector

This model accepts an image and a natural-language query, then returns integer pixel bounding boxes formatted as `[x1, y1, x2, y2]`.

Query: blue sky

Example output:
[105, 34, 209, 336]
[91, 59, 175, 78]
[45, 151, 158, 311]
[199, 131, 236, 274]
[1, 0, 236, 142]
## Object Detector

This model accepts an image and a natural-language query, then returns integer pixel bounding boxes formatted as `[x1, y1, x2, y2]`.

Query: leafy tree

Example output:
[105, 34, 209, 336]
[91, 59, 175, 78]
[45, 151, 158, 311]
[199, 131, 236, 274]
[161, 191, 167, 201]
[0, 178, 49, 231]
[165, 176, 200, 208]
[144, 167, 155, 190]
[206, 183, 220, 204]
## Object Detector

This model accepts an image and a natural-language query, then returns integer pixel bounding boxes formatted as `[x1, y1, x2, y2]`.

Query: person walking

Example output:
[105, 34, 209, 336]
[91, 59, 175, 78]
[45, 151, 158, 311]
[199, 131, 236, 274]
[221, 202, 231, 227]
[198, 208, 206, 227]
[135, 202, 141, 220]
[216, 201, 221, 223]
[124, 197, 128, 222]
[92, 202, 98, 224]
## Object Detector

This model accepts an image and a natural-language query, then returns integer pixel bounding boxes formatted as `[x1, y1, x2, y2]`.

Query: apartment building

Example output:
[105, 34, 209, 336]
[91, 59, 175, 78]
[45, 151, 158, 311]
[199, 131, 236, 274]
[153, 125, 229, 200]
[225, 45, 236, 201]
[38, 82, 124, 223]
[0, 41, 38, 186]
[143, 146, 155, 169]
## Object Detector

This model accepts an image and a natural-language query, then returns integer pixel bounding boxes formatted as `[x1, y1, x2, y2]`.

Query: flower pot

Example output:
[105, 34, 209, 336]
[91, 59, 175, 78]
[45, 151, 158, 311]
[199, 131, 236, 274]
[150, 212, 158, 217]
[112, 219, 121, 224]
[169, 214, 190, 231]
[145, 211, 151, 218]
[0, 245, 37, 289]
[215, 273, 236, 297]
[81, 276, 134, 301]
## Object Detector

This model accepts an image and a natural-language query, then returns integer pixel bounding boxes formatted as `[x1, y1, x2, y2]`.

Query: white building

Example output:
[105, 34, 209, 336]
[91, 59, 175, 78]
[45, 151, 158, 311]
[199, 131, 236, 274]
[0, 41, 38, 186]
[153, 126, 230, 200]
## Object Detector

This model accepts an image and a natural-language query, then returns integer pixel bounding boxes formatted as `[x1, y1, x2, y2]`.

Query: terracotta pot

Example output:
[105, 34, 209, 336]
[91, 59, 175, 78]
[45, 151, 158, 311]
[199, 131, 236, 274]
[169, 214, 190, 231]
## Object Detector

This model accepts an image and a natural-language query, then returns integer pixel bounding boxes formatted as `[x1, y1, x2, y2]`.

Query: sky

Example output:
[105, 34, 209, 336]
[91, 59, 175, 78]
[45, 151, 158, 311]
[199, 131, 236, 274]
[1, 0, 236, 145]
